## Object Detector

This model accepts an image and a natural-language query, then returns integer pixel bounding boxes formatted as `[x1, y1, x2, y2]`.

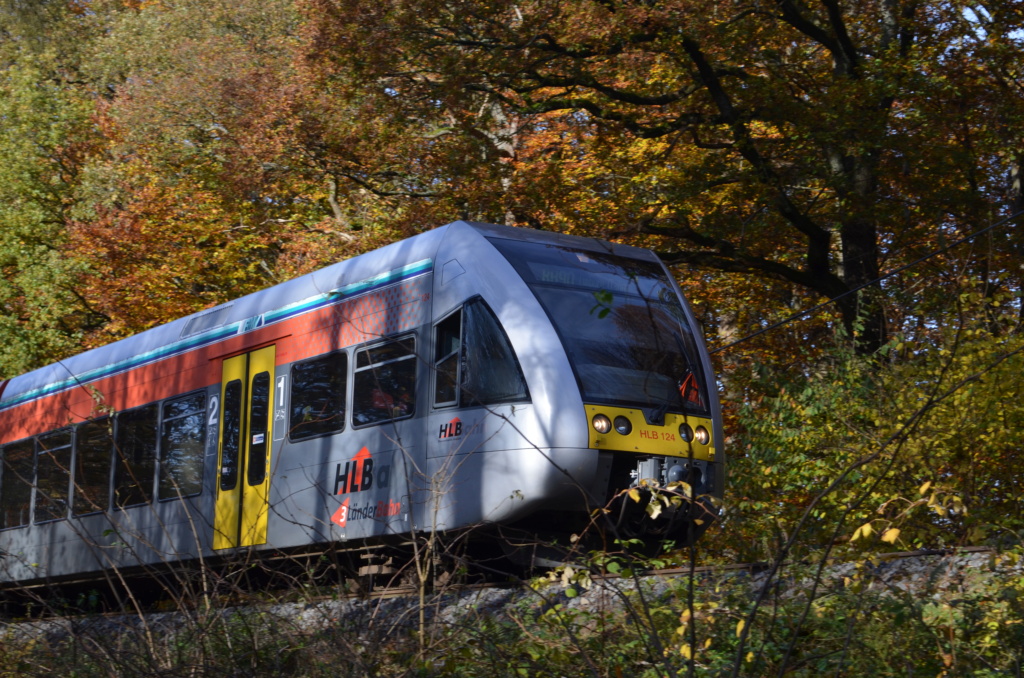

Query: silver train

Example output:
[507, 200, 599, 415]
[0, 222, 723, 585]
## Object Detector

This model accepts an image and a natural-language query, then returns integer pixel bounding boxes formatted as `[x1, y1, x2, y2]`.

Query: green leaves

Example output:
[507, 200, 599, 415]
[591, 289, 613, 319]
[723, 289, 1024, 563]
[0, 49, 100, 375]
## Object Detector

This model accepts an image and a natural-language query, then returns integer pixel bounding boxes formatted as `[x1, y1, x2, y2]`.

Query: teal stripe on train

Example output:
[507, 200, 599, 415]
[0, 259, 433, 412]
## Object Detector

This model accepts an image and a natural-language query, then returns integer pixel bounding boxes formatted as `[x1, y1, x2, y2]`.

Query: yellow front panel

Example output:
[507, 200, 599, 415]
[585, 404, 716, 461]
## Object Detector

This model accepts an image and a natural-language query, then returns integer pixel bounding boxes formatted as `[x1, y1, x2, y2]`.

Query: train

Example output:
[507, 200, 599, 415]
[0, 221, 723, 586]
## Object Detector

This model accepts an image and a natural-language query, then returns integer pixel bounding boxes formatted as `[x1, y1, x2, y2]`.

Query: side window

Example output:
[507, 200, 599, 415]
[434, 311, 461, 406]
[432, 299, 529, 408]
[247, 372, 270, 487]
[353, 336, 416, 427]
[290, 351, 348, 441]
[114, 404, 158, 509]
[160, 391, 206, 499]
[36, 430, 72, 523]
[1, 439, 34, 529]
[220, 380, 243, 492]
[74, 419, 113, 515]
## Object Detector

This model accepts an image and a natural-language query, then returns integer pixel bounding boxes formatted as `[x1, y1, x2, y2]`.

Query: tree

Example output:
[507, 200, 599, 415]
[298, 0, 1024, 354]
[0, 0, 107, 376]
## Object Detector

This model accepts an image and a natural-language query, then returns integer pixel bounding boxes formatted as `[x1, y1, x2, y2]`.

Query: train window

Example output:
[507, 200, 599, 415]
[74, 419, 113, 515]
[35, 430, 72, 523]
[432, 299, 529, 408]
[180, 305, 232, 338]
[114, 404, 158, 509]
[247, 372, 270, 486]
[488, 238, 709, 414]
[434, 311, 461, 406]
[462, 300, 530, 405]
[353, 336, 416, 427]
[290, 351, 347, 441]
[159, 391, 205, 499]
[1, 439, 34, 529]
[220, 379, 242, 492]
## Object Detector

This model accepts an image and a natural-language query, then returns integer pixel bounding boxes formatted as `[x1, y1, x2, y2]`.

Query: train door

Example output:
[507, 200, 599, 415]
[213, 345, 276, 549]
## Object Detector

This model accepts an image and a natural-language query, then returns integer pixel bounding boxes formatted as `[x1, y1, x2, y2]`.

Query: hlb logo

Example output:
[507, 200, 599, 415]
[331, 447, 392, 528]
[334, 447, 374, 495]
[438, 417, 462, 440]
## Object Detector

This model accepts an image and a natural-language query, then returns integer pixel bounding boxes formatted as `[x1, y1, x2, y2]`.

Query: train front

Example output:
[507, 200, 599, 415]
[486, 233, 724, 547]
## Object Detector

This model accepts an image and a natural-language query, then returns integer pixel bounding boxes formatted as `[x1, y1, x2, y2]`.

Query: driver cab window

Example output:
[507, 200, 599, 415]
[433, 299, 529, 408]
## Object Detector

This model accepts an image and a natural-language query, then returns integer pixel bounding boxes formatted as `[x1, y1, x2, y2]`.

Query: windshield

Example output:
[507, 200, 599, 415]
[489, 237, 709, 414]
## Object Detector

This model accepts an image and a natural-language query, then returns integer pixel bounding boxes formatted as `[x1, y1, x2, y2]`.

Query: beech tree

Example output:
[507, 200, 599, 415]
[0, 2, 108, 375]
[2, 0, 1022, 372]
[299, 0, 1024, 354]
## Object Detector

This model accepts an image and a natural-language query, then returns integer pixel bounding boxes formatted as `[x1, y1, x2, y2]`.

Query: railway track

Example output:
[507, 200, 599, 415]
[0, 544, 1010, 633]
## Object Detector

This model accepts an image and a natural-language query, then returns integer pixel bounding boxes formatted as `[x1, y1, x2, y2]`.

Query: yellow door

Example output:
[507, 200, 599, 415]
[213, 345, 275, 549]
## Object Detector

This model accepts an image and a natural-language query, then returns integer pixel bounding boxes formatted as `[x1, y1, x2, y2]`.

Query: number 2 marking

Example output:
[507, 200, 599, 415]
[208, 395, 220, 427]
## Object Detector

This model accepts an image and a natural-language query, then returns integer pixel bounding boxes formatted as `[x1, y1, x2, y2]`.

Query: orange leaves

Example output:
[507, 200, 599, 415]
[2, 0, 1020, 382]
[66, 178, 246, 344]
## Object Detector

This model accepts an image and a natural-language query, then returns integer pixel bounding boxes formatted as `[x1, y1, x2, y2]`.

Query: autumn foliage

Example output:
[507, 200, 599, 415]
[0, 0, 1023, 558]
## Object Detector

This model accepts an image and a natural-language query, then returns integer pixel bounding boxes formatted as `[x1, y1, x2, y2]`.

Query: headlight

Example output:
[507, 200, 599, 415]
[679, 423, 694, 442]
[592, 414, 612, 434]
[694, 426, 710, 445]
[613, 416, 632, 435]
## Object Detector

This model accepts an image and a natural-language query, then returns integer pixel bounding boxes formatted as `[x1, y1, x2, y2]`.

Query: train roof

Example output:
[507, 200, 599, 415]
[0, 221, 660, 412]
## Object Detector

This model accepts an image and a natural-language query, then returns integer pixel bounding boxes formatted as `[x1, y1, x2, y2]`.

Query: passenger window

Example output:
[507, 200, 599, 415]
[247, 372, 270, 487]
[353, 336, 416, 427]
[35, 430, 72, 523]
[1, 439, 34, 528]
[290, 351, 347, 441]
[74, 419, 113, 515]
[432, 299, 529, 408]
[220, 379, 243, 492]
[160, 391, 206, 499]
[114, 404, 158, 509]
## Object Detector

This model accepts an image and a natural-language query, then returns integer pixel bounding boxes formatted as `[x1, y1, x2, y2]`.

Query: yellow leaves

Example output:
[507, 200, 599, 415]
[674, 633, 713, 660]
[881, 527, 901, 544]
[852, 518, 897, 545]
[926, 490, 966, 519]
[736, 619, 746, 637]
[671, 481, 693, 499]
[851, 522, 875, 542]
